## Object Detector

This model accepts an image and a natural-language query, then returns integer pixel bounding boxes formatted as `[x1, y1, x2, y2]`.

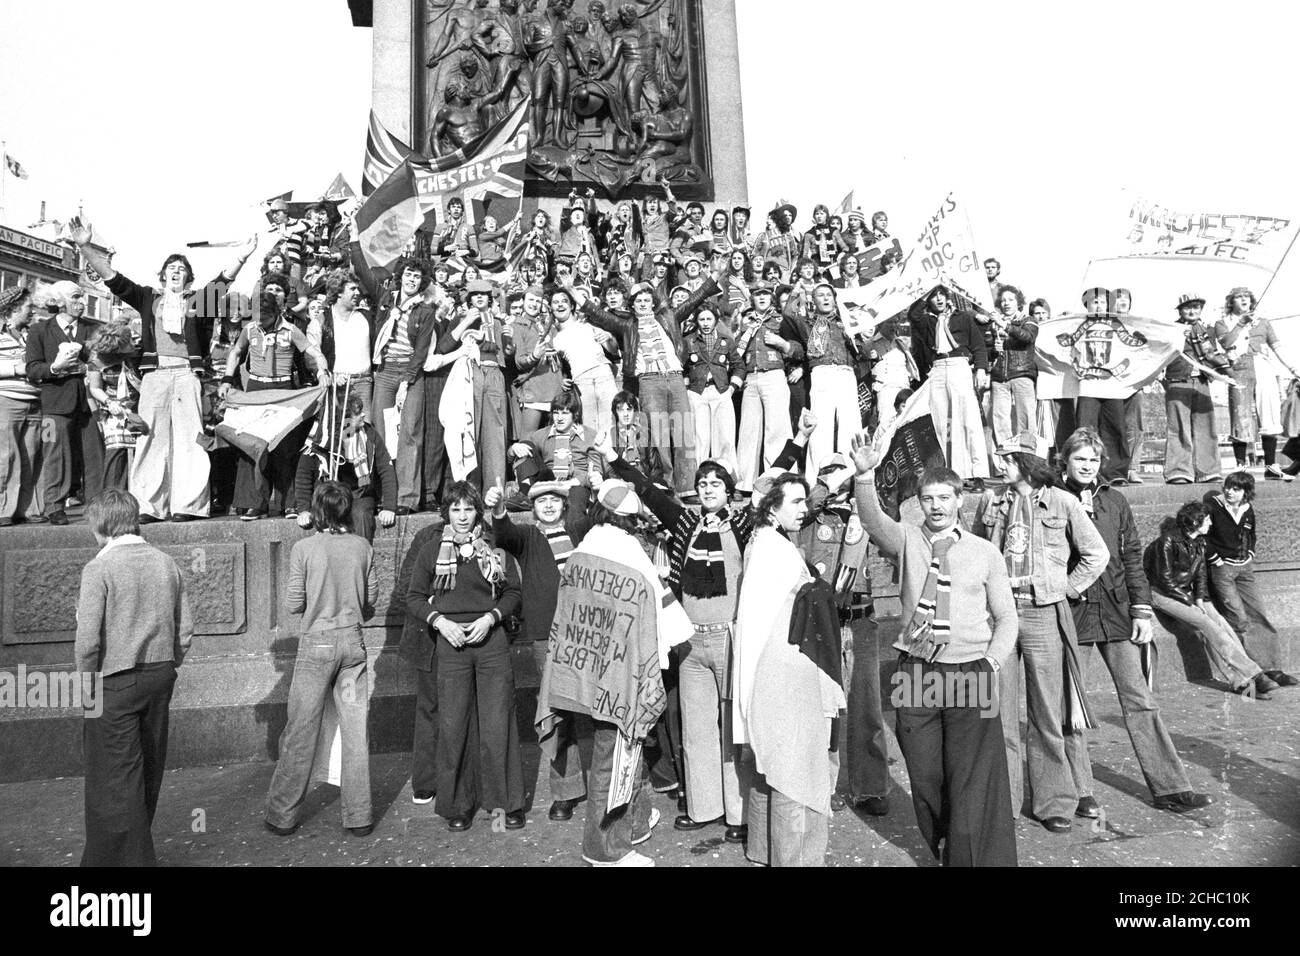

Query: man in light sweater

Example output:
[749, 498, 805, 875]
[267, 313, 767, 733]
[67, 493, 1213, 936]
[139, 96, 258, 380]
[75, 490, 193, 866]
[850, 434, 1019, 867]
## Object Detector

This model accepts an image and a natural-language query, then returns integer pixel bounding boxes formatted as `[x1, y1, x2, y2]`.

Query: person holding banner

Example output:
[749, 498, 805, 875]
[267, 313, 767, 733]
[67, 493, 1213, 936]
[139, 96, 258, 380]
[1057, 428, 1212, 815]
[1215, 287, 1300, 480]
[221, 292, 331, 520]
[973, 430, 1109, 832]
[987, 285, 1039, 465]
[1163, 293, 1230, 485]
[910, 285, 990, 487]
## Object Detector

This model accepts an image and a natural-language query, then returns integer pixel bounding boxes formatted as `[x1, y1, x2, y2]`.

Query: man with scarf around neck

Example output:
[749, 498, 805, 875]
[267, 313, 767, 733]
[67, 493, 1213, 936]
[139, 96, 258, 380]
[486, 474, 594, 821]
[404, 481, 524, 830]
[910, 285, 991, 487]
[593, 419, 807, 842]
[801, 203, 848, 279]
[1057, 428, 1213, 815]
[732, 473, 846, 866]
[972, 431, 1109, 833]
[753, 199, 802, 280]
[70, 219, 257, 521]
[781, 280, 866, 475]
[508, 389, 599, 510]
[576, 270, 721, 496]
[221, 292, 331, 520]
[293, 393, 397, 542]
[851, 433, 1019, 866]
[450, 279, 510, 493]
[536, 479, 694, 866]
[735, 282, 803, 495]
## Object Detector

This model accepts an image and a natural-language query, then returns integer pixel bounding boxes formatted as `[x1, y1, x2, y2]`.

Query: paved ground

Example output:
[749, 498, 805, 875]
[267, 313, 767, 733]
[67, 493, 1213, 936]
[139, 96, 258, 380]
[2, 644, 1296, 868]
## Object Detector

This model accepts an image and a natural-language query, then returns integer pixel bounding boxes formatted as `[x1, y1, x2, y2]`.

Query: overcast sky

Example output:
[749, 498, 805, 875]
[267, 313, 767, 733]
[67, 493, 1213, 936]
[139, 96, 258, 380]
[4, 0, 1300, 325]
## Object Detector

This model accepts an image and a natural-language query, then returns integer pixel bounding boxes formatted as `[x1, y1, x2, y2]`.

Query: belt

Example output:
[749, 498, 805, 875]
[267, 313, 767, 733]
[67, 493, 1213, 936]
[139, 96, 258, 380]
[641, 370, 680, 378]
[838, 606, 875, 624]
[248, 373, 293, 384]
[692, 622, 731, 635]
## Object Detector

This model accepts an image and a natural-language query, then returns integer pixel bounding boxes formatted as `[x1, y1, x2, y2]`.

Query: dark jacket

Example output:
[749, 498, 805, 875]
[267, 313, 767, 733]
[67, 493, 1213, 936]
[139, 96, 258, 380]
[105, 271, 230, 375]
[1064, 481, 1153, 644]
[373, 291, 455, 385]
[583, 277, 721, 391]
[910, 307, 989, 382]
[491, 486, 593, 644]
[293, 422, 398, 513]
[24, 317, 94, 416]
[990, 315, 1039, 383]
[1143, 528, 1210, 606]
[1203, 495, 1256, 566]
[683, 328, 744, 393]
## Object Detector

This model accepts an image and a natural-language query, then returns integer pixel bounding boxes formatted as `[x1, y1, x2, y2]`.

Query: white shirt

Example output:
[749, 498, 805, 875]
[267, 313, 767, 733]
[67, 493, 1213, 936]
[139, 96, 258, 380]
[327, 308, 373, 376]
[553, 318, 608, 378]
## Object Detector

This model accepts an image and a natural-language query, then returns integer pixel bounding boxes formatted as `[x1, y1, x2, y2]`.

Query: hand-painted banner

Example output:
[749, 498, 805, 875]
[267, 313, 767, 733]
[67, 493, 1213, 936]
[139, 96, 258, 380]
[869, 379, 946, 520]
[1119, 197, 1298, 272]
[838, 192, 992, 336]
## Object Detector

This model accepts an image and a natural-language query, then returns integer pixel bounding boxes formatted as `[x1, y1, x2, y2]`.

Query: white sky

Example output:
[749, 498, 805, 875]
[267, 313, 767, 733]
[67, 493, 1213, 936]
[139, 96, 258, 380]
[4, 0, 1300, 326]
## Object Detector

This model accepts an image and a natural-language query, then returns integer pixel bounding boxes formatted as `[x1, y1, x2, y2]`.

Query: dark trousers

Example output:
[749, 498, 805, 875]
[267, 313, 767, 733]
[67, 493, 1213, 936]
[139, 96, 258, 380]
[838, 617, 889, 800]
[531, 640, 589, 801]
[82, 661, 177, 867]
[102, 446, 132, 493]
[582, 719, 653, 863]
[1076, 397, 1130, 481]
[209, 446, 238, 513]
[645, 653, 683, 791]
[411, 663, 440, 796]
[434, 627, 524, 819]
[43, 410, 104, 514]
[894, 656, 1017, 867]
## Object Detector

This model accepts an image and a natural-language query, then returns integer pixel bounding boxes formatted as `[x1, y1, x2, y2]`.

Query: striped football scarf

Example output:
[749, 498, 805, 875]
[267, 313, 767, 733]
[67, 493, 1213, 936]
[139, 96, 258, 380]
[681, 508, 732, 598]
[902, 526, 962, 662]
[433, 524, 505, 596]
[540, 523, 574, 569]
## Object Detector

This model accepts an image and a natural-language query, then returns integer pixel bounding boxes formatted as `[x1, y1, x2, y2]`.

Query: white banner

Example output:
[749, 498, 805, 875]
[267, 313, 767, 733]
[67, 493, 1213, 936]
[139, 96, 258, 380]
[1034, 311, 1186, 399]
[1118, 197, 1299, 272]
[838, 191, 992, 336]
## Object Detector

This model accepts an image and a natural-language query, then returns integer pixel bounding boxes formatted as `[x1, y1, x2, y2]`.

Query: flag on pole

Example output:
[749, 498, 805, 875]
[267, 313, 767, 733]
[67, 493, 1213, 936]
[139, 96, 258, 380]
[835, 190, 854, 215]
[353, 160, 423, 271]
[323, 173, 356, 202]
[4, 152, 28, 179]
[869, 379, 946, 520]
[362, 111, 416, 195]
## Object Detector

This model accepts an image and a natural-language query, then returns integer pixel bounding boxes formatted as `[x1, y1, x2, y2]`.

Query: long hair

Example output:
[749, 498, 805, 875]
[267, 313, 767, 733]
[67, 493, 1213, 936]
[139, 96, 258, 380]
[1007, 452, 1059, 489]
[724, 249, 754, 283]
[311, 480, 354, 533]
[590, 501, 642, 535]
[1224, 288, 1258, 315]
[158, 253, 195, 287]
[755, 474, 808, 527]
[1223, 470, 1256, 502]
[1059, 426, 1108, 473]
[441, 480, 484, 525]
[1175, 500, 1209, 536]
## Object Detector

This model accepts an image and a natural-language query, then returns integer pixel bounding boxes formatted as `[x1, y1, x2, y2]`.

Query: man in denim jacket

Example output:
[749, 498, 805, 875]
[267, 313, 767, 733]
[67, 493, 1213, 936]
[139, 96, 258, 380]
[973, 430, 1108, 833]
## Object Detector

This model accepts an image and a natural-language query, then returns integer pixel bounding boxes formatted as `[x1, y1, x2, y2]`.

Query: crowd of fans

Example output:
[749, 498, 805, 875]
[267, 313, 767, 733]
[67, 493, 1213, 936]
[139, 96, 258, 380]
[15, 187, 1298, 867]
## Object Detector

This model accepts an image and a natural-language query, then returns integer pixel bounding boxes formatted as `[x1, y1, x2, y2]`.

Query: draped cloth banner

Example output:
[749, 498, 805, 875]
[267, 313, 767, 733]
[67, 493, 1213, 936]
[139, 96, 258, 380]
[838, 191, 993, 336]
[214, 385, 324, 460]
[1033, 311, 1186, 399]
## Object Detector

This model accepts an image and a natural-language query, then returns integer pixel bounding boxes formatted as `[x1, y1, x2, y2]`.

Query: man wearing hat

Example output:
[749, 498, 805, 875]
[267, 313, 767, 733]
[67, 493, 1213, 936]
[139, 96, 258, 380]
[452, 278, 509, 492]
[580, 270, 721, 496]
[649, 252, 674, 303]
[729, 205, 754, 255]
[753, 200, 802, 279]
[487, 472, 595, 822]
[781, 280, 864, 473]
[735, 282, 800, 494]
[535, 478, 694, 866]
[1163, 292, 1230, 484]
[973, 429, 1109, 832]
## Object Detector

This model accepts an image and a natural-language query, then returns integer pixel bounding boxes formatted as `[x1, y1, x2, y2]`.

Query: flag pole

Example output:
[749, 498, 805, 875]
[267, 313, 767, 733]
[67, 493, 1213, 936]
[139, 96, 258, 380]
[1257, 225, 1300, 312]
[1, 139, 7, 222]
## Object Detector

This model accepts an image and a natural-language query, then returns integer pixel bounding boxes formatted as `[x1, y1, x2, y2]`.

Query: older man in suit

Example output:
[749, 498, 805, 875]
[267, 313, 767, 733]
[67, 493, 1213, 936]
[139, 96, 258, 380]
[26, 281, 103, 525]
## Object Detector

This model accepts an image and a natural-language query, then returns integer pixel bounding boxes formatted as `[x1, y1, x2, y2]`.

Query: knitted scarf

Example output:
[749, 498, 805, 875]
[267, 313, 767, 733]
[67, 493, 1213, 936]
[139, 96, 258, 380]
[902, 526, 962, 661]
[433, 524, 505, 596]
[540, 522, 575, 569]
[681, 507, 732, 598]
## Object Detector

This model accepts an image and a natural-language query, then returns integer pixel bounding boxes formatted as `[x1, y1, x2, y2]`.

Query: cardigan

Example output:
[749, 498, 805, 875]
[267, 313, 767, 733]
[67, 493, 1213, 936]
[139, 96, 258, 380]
[106, 271, 230, 375]
[75, 538, 193, 676]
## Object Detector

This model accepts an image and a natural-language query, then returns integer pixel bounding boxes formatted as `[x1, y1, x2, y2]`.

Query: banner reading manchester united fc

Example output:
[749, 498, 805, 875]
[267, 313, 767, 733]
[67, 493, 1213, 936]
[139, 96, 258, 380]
[1034, 310, 1186, 399]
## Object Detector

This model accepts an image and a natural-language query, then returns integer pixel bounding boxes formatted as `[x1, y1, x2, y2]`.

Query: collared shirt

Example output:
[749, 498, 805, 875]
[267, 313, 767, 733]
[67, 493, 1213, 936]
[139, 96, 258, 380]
[99, 533, 147, 555]
[244, 319, 308, 380]
[0, 323, 39, 401]
[330, 308, 372, 376]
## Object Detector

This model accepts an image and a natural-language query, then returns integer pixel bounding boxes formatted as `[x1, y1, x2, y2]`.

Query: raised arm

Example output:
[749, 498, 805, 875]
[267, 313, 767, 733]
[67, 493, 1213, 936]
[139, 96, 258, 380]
[849, 434, 905, 558]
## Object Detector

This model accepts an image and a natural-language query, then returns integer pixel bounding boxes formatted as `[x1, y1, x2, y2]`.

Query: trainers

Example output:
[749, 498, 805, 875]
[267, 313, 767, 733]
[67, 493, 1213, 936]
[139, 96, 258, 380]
[632, 808, 662, 845]
[583, 850, 655, 867]
[1153, 791, 1212, 813]
[1264, 464, 1293, 482]
[1126, 471, 1145, 484]
[412, 790, 434, 805]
